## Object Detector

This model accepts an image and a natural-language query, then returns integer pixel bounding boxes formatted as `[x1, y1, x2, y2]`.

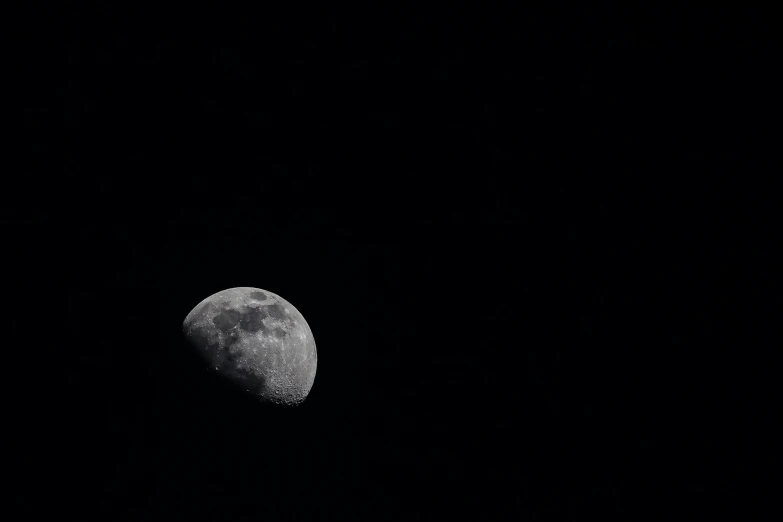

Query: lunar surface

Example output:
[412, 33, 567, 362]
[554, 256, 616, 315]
[182, 287, 317, 406]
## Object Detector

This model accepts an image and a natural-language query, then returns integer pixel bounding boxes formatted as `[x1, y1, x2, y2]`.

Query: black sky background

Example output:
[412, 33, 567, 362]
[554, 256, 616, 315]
[8, 4, 776, 521]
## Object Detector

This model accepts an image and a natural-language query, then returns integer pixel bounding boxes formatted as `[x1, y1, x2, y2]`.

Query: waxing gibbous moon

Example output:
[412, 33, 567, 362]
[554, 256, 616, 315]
[182, 287, 317, 406]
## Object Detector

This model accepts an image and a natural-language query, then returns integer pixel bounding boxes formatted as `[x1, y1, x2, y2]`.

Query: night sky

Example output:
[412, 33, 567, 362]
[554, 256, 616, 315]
[10, 5, 774, 521]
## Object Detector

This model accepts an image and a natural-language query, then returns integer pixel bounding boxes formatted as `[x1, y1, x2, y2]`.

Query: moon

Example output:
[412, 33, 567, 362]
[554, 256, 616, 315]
[182, 287, 317, 406]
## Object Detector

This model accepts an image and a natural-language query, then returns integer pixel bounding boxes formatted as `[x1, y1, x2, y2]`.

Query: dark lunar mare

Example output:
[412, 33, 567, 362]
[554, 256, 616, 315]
[239, 306, 268, 333]
[187, 326, 214, 355]
[231, 366, 267, 395]
[223, 330, 241, 361]
[212, 309, 241, 331]
[189, 319, 267, 393]
[264, 303, 288, 321]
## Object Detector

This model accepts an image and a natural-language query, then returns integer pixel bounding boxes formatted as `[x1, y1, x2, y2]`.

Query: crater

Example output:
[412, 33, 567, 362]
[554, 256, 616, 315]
[212, 309, 241, 331]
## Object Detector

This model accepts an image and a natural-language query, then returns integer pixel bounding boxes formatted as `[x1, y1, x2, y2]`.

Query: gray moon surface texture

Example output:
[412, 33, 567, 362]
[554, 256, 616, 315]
[182, 287, 317, 406]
